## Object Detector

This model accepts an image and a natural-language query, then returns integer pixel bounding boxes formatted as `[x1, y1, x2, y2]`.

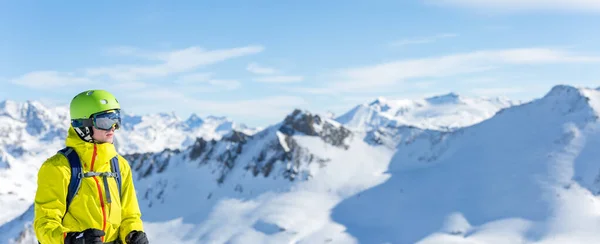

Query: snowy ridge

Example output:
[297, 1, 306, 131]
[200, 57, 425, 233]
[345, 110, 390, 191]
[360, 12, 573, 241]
[116, 111, 257, 154]
[0, 100, 69, 156]
[0, 100, 67, 227]
[336, 92, 517, 132]
[127, 109, 352, 188]
[104, 109, 371, 243]
[332, 86, 600, 244]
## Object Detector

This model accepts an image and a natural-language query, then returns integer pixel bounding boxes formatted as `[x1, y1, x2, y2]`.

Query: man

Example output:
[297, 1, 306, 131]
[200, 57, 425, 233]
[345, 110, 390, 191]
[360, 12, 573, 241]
[33, 90, 149, 244]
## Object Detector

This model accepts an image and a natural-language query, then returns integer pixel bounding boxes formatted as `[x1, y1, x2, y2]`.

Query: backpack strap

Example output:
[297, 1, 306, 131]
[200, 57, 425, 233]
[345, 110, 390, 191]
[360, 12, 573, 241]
[57, 147, 123, 212]
[57, 147, 82, 214]
[110, 156, 122, 199]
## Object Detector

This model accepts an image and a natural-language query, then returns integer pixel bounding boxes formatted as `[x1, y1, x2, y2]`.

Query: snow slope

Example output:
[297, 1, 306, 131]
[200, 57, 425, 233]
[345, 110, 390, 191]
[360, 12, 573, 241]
[129, 110, 393, 244]
[332, 85, 600, 244]
[336, 93, 517, 132]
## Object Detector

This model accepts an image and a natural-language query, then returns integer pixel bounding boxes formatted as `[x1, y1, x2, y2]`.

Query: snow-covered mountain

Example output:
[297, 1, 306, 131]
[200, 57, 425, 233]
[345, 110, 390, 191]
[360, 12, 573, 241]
[0, 100, 255, 156]
[126, 109, 356, 222]
[0, 100, 68, 227]
[3, 85, 600, 244]
[116, 112, 258, 154]
[332, 85, 600, 243]
[0, 100, 69, 157]
[336, 93, 518, 132]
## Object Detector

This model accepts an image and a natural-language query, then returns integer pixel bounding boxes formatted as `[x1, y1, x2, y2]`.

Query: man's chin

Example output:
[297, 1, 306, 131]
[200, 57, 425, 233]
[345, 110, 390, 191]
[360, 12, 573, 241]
[94, 138, 114, 144]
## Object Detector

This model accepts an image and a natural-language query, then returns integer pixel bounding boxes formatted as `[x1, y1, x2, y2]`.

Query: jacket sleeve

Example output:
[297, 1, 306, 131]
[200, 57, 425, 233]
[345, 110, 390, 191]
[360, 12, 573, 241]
[33, 154, 71, 243]
[118, 155, 145, 242]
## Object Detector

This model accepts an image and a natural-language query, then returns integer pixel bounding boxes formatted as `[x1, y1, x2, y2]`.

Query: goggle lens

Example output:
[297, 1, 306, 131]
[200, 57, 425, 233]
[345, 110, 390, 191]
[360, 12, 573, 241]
[92, 110, 121, 131]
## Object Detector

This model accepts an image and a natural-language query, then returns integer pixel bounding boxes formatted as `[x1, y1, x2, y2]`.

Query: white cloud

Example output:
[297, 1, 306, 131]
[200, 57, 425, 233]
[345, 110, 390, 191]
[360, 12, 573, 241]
[426, 0, 600, 13]
[391, 33, 458, 47]
[173, 73, 240, 91]
[86, 45, 264, 81]
[322, 48, 600, 94]
[9, 71, 93, 89]
[253, 76, 304, 83]
[247, 63, 277, 75]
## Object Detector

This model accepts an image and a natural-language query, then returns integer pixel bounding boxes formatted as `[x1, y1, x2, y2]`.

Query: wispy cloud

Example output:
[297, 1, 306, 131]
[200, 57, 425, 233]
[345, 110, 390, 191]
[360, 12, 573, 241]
[173, 72, 240, 91]
[246, 62, 277, 75]
[9, 71, 93, 89]
[247, 62, 304, 84]
[9, 44, 260, 110]
[425, 0, 600, 13]
[86, 45, 264, 81]
[391, 33, 458, 47]
[165, 72, 240, 92]
[299, 48, 600, 94]
[253, 76, 304, 83]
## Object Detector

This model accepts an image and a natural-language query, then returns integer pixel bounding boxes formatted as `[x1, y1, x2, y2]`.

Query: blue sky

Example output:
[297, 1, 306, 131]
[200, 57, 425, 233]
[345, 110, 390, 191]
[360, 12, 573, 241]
[1, 1, 600, 127]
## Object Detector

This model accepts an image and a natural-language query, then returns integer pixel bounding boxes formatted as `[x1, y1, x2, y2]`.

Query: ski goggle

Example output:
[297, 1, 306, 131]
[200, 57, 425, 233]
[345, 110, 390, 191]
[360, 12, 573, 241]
[72, 109, 122, 131]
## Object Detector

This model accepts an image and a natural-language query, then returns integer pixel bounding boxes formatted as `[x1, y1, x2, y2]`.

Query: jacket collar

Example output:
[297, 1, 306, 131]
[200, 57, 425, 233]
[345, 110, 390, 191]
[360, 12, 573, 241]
[65, 126, 118, 171]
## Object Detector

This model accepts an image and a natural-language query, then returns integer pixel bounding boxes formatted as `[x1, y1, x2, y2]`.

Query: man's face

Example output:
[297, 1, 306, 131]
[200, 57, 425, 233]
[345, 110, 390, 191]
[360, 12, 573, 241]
[92, 126, 115, 143]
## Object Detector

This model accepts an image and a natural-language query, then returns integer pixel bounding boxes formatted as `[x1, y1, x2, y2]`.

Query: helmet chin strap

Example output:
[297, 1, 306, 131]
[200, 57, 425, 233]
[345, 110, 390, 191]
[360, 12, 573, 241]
[74, 126, 95, 143]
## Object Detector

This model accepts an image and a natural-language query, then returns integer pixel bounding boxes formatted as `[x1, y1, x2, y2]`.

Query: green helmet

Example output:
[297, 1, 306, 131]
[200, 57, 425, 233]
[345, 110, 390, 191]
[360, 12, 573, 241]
[70, 89, 121, 120]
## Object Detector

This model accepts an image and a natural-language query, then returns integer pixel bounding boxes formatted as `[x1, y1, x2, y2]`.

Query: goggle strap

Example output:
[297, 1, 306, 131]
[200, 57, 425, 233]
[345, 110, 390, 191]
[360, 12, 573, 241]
[72, 118, 94, 128]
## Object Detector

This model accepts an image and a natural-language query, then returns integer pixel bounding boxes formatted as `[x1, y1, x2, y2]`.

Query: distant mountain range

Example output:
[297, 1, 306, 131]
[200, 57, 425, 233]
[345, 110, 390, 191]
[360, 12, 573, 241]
[5, 86, 599, 244]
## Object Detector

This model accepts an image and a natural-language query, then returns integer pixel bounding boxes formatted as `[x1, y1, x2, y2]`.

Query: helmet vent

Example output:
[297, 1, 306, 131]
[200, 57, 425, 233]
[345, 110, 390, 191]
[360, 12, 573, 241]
[86, 91, 94, 96]
[100, 99, 108, 104]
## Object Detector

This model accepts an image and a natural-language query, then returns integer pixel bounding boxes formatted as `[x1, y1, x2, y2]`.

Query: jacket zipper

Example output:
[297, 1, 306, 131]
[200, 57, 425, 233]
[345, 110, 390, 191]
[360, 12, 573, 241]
[90, 144, 107, 243]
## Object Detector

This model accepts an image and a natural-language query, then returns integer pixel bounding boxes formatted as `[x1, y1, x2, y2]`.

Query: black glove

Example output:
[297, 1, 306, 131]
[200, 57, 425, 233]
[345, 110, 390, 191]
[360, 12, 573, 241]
[126, 230, 149, 244]
[64, 228, 105, 244]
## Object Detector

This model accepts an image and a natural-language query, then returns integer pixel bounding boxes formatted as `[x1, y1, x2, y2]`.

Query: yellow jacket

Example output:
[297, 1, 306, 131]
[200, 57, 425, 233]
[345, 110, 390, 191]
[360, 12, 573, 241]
[33, 126, 144, 243]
